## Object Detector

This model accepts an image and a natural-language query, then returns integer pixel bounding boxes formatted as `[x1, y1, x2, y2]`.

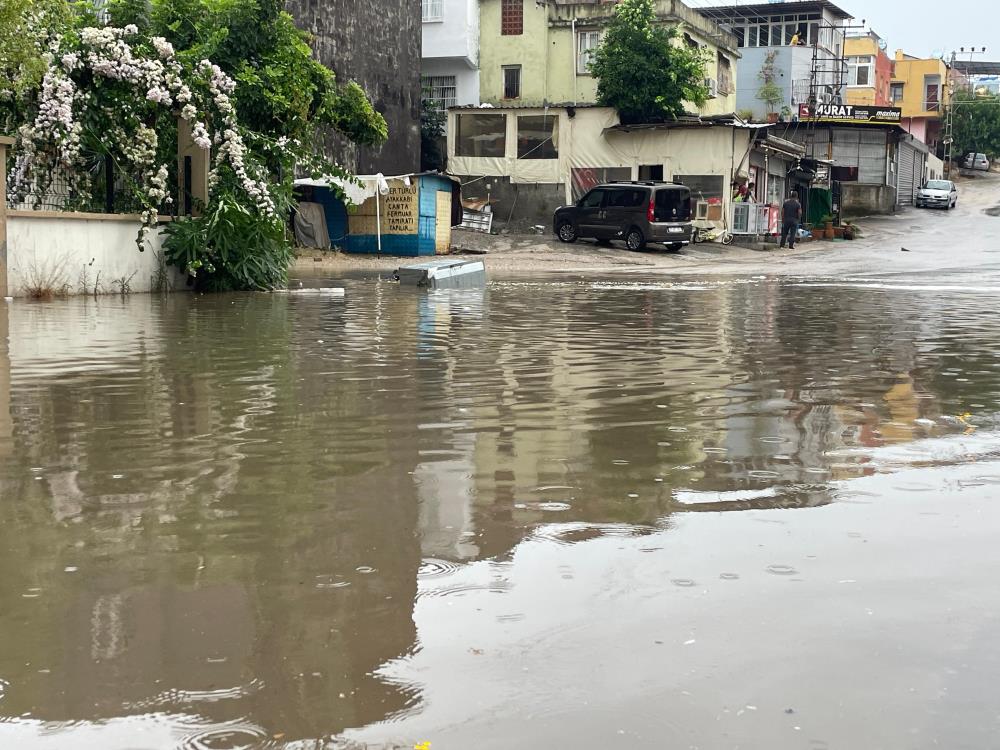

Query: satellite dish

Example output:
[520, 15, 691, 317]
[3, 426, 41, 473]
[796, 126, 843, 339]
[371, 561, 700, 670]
[878, 38, 888, 51]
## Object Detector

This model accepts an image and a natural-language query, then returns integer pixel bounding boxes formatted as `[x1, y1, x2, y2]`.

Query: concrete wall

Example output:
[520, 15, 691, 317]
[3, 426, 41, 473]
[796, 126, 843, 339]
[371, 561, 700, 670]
[841, 184, 896, 217]
[735, 46, 821, 121]
[423, 0, 478, 65]
[455, 176, 565, 229]
[6, 213, 185, 297]
[479, 0, 548, 104]
[925, 153, 945, 183]
[901, 117, 929, 144]
[285, 0, 421, 175]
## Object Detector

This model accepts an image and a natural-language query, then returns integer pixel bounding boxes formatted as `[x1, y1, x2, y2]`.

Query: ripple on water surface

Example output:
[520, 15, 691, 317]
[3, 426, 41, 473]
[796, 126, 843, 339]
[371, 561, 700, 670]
[5, 277, 1000, 748]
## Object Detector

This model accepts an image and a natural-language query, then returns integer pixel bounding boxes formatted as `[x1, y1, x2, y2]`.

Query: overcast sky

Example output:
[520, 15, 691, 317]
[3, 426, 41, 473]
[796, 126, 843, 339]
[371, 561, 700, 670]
[851, 0, 996, 58]
[690, 0, 998, 60]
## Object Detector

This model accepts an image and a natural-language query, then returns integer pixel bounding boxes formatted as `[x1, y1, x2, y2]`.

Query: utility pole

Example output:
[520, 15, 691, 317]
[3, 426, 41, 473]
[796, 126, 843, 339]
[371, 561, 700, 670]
[943, 46, 988, 173]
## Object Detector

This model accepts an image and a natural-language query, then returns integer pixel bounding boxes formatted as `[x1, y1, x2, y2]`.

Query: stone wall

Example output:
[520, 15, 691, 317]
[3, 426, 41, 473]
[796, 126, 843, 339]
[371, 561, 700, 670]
[285, 0, 421, 175]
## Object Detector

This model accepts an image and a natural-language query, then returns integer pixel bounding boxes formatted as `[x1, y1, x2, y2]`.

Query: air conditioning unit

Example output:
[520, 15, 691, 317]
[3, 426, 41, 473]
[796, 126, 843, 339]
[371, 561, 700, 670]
[705, 78, 718, 99]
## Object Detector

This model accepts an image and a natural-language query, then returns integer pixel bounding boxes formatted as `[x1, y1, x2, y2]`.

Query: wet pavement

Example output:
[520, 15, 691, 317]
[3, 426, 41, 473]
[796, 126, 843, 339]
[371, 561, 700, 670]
[3, 185, 1000, 749]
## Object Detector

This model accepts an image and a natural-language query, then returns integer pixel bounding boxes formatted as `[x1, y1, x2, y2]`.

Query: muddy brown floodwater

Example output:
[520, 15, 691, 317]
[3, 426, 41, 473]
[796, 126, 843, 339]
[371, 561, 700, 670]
[3, 276, 1000, 749]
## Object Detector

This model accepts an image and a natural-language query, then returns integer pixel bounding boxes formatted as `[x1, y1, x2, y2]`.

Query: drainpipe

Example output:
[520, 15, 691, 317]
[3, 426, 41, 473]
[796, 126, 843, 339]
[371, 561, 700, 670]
[571, 18, 577, 105]
[543, 2, 550, 105]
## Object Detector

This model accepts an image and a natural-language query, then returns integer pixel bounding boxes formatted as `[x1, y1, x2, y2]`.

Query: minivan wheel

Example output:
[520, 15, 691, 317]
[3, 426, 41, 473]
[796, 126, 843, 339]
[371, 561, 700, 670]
[557, 221, 578, 243]
[625, 227, 646, 251]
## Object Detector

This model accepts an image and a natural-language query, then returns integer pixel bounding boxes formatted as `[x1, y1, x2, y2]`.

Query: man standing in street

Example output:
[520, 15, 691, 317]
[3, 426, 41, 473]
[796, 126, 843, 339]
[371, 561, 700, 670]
[780, 191, 802, 249]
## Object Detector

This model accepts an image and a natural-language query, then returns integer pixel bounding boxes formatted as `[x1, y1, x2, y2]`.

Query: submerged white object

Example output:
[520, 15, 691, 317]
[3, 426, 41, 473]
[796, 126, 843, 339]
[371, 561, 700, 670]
[276, 287, 346, 297]
[394, 259, 486, 289]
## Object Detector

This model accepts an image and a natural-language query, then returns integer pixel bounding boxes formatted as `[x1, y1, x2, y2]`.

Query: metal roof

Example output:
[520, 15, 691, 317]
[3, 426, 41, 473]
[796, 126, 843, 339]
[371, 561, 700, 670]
[695, 1, 853, 21]
[951, 61, 1000, 76]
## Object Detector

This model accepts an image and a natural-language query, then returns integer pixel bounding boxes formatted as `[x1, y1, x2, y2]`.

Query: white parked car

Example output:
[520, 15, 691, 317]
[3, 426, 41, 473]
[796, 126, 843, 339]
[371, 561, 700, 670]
[916, 179, 958, 210]
[963, 152, 990, 171]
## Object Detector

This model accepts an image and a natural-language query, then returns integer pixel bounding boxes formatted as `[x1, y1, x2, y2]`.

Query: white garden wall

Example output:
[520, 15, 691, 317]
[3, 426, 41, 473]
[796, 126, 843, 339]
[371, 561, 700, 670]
[6, 212, 186, 297]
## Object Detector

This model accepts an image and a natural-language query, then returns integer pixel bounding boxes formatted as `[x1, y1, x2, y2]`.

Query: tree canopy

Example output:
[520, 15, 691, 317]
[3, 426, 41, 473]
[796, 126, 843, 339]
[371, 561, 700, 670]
[589, 0, 709, 124]
[951, 88, 1000, 161]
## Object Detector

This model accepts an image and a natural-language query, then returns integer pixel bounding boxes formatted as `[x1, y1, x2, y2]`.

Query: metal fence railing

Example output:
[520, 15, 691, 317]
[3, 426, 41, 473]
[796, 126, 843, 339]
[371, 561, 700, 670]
[7, 156, 170, 215]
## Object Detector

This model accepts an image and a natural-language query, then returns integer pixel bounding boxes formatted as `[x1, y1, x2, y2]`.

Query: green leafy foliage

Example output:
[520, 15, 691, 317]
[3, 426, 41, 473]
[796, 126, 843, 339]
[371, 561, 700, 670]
[0, 0, 73, 128]
[589, 0, 709, 124]
[757, 51, 784, 114]
[420, 97, 446, 172]
[162, 188, 295, 292]
[951, 88, 1000, 161]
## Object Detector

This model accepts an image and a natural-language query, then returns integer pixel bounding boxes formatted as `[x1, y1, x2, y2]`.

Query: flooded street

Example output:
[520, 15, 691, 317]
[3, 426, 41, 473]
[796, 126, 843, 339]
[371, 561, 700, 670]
[4, 264, 1000, 748]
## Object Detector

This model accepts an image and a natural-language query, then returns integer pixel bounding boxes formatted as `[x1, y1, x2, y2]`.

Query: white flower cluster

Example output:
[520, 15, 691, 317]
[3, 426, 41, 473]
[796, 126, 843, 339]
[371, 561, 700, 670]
[196, 60, 275, 216]
[11, 68, 85, 200]
[151, 36, 175, 60]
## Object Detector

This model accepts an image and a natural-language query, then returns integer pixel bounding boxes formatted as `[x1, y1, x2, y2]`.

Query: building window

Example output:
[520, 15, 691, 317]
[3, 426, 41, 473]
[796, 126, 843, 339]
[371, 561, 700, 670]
[890, 82, 904, 103]
[747, 26, 758, 47]
[684, 32, 699, 49]
[501, 0, 523, 36]
[422, 0, 443, 22]
[517, 115, 558, 159]
[456, 113, 506, 157]
[421, 75, 457, 110]
[734, 26, 745, 47]
[924, 74, 941, 111]
[577, 31, 601, 75]
[770, 24, 782, 47]
[848, 56, 873, 87]
[503, 65, 521, 99]
[717, 53, 733, 95]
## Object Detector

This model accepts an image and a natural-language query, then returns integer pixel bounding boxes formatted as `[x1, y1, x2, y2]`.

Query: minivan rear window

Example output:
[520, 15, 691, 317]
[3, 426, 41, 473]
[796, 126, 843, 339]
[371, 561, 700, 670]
[654, 189, 691, 221]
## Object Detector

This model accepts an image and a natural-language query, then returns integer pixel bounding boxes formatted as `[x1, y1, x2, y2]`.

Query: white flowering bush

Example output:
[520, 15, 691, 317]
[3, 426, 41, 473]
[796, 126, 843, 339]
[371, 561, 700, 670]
[4, 0, 387, 291]
[8, 23, 279, 250]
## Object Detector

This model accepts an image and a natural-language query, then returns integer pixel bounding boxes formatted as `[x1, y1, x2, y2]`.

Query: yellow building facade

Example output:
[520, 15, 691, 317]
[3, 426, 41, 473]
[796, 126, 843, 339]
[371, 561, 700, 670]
[891, 51, 950, 117]
[477, 0, 739, 117]
[891, 50, 949, 149]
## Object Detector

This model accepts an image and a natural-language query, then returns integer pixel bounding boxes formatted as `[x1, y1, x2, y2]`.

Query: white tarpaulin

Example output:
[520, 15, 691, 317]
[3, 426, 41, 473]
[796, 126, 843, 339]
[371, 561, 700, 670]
[294, 173, 394, 206]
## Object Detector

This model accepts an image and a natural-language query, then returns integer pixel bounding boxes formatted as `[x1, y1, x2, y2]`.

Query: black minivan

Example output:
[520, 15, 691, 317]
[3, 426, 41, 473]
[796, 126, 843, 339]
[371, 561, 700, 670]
[552, 182, 693, 251]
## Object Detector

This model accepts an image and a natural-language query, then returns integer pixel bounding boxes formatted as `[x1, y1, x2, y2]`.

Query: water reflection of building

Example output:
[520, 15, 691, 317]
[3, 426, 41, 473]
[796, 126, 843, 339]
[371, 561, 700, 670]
[0, 294, 424, 742]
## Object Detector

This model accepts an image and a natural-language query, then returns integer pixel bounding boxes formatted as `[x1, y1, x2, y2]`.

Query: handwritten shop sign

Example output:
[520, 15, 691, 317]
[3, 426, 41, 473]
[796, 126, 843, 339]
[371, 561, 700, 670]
[383, 183, 418, 234]
[798, 103, 902, 125]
